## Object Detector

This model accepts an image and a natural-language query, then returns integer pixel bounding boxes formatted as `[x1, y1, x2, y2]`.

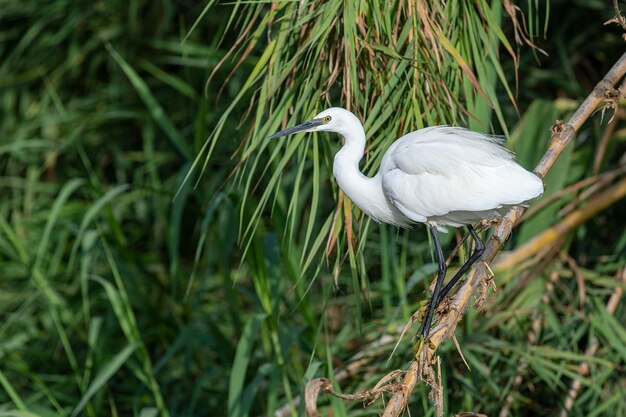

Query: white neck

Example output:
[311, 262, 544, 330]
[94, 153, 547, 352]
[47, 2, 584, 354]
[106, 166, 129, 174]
[332, 124, 404, 226]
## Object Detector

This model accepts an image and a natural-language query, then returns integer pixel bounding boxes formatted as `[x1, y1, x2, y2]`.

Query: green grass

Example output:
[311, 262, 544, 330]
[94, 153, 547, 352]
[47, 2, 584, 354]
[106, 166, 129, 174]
[1, 1, 625, 416]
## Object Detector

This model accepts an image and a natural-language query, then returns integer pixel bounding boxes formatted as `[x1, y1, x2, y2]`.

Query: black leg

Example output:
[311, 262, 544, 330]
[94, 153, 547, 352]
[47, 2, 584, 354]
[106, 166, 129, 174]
[433, 225, 484, 309]
[420, 225, 447, 338]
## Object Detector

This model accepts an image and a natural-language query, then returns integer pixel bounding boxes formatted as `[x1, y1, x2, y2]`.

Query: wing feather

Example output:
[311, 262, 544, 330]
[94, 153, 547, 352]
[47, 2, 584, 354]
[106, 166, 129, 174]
[380, 127, 543, 219]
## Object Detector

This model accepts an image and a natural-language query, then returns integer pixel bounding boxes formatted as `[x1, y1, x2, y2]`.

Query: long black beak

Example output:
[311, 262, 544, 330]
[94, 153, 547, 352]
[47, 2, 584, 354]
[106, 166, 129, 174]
[267, 118, 323, 140]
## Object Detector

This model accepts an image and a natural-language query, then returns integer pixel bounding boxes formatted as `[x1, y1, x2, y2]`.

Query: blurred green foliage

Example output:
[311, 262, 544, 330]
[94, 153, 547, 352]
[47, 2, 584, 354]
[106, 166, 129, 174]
[0, 1, 625, 417]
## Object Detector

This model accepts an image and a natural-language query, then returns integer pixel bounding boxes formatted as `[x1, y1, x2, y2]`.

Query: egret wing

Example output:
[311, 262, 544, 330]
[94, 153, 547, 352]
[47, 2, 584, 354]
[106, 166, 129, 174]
[379, 127, 513, 175]
[380, 127, 543, 220]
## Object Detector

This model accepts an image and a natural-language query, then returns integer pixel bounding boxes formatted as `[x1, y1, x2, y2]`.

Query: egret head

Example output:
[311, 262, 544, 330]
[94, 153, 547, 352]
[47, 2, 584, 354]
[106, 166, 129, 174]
[267, 107, 360, 140]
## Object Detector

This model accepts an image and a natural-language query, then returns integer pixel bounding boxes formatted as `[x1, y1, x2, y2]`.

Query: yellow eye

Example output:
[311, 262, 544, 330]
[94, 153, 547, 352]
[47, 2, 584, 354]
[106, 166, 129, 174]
[323, 116, 332, 123]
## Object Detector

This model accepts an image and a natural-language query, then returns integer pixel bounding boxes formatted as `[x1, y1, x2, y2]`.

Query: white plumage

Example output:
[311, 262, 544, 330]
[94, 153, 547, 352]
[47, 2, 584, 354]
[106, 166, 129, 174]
[296, 108, 544, 230]
[268, 106, 543, 337]
[379, 126, 543, 230]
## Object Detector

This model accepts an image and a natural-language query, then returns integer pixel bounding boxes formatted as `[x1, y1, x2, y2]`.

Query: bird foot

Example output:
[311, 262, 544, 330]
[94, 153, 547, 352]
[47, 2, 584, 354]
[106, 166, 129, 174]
[413, 337, 425, 359]
[413, 336, 436, 360]
[477, 218, 500, 232]
[415, 299, 430, 323]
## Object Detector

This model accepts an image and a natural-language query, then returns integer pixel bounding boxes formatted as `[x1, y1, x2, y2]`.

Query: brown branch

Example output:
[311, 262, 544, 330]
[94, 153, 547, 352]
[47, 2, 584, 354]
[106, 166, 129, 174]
[305, 371, 405, 417]
[604, 0, 626, 34]
[381, 51, 626, 417]
[270, 332, 399, 417]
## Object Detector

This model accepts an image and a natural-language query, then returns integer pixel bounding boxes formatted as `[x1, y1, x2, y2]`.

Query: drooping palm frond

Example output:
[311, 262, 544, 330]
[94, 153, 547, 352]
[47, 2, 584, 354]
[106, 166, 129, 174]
[194, 0, 539, 276]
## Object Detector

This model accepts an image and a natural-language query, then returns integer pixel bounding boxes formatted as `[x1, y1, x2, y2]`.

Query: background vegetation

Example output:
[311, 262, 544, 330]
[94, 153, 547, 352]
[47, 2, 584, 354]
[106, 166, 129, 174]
[1, 1, 625, 417]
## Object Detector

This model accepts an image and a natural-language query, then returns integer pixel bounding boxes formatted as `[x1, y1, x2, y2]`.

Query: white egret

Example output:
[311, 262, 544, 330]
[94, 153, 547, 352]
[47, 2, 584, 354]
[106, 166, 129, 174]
[268, 107, 543, 338]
